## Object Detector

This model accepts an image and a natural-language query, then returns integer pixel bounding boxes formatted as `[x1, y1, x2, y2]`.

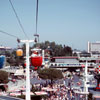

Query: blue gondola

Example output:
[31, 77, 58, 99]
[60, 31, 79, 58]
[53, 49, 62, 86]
[0, 55, 5, 69]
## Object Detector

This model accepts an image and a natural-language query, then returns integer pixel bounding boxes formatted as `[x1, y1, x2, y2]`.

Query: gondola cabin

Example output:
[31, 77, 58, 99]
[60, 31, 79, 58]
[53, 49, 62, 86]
[0, 55, 5, 69]
[30, 48, 42, 68]
[16, 49, 23, 56]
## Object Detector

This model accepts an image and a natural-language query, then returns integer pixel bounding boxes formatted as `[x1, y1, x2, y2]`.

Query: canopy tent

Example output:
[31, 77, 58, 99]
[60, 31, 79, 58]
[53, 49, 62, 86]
[35, 91, 48, 95]
[14, 69, 25, 76]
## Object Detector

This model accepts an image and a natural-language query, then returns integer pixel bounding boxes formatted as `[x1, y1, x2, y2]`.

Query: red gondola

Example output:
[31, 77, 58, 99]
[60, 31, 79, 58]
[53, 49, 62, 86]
[31, 56, 42, 67]
[30, 48, 43, 68]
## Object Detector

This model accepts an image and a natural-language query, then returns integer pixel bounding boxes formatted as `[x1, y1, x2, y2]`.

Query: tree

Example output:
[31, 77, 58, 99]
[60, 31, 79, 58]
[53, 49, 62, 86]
[5, 51, 11, 57]
[38, 68, 63, 86]
[32, 41, 73, 57]
[0, 70, 9, 84]
[63, 46, 72, 56]
[88, 93, 93, 100]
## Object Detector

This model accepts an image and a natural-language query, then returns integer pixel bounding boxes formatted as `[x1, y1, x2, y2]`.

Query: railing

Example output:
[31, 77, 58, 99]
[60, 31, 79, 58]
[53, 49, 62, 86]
[49, 62, 95, 68]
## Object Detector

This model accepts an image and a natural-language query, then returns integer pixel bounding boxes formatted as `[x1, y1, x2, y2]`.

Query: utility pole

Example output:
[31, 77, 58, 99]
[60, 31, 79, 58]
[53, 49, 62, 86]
[20, 40, 34, 100]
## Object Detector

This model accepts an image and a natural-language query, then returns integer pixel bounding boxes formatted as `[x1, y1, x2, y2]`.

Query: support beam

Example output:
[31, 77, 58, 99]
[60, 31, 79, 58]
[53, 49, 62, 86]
[20, 40, 34, 100]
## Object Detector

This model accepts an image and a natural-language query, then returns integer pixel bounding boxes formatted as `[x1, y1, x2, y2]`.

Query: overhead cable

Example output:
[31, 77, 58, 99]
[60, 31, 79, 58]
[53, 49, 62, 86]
[0, 30, 19, 39]
[36, 0, 39, 34]
[34, 0, 39, 43]
[9, 0, 29, 39]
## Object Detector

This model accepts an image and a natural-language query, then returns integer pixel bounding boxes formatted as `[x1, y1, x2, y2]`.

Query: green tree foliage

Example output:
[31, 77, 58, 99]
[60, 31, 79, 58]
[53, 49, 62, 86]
[38, 68, 63, 84]
[0, 70, 9, 84]
[32, 41, 72, 56]
[88, 93, 93, 100]
[5, 51, 11, 57]
[7, 52, 24, 66]
[63, 45, 72, 56]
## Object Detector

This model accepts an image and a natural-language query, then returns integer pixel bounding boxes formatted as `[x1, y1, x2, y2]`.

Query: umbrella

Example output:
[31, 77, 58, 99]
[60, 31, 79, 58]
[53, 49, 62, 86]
[10, 92, 21, 96]
[22, 92, 34, 95]
[42, 87, 57, 92]
[35, 91, 48, 95]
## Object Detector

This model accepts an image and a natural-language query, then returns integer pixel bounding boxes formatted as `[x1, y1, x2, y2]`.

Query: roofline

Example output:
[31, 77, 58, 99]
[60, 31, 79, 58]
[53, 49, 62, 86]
[52, 56, 78, 59]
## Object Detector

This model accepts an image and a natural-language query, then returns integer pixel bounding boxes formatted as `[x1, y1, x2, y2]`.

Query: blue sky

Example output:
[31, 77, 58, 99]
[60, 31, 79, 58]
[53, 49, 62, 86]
[0, 0, 100, 50]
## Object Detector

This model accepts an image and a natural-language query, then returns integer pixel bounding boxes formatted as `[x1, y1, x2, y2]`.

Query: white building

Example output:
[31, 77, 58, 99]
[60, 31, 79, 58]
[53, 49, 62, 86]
[88, 41, 100, 57]
[88, 41, 100, 53]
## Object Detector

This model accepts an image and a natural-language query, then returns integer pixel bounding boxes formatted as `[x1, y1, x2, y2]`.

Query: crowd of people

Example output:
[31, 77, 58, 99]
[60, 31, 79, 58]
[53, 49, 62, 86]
[5, 70, 96, 100]
[31, 71, 82, 100]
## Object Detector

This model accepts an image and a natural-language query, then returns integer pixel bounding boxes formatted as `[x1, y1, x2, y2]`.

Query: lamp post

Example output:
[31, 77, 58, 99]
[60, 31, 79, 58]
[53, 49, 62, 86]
[20, 40, 34, 100]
